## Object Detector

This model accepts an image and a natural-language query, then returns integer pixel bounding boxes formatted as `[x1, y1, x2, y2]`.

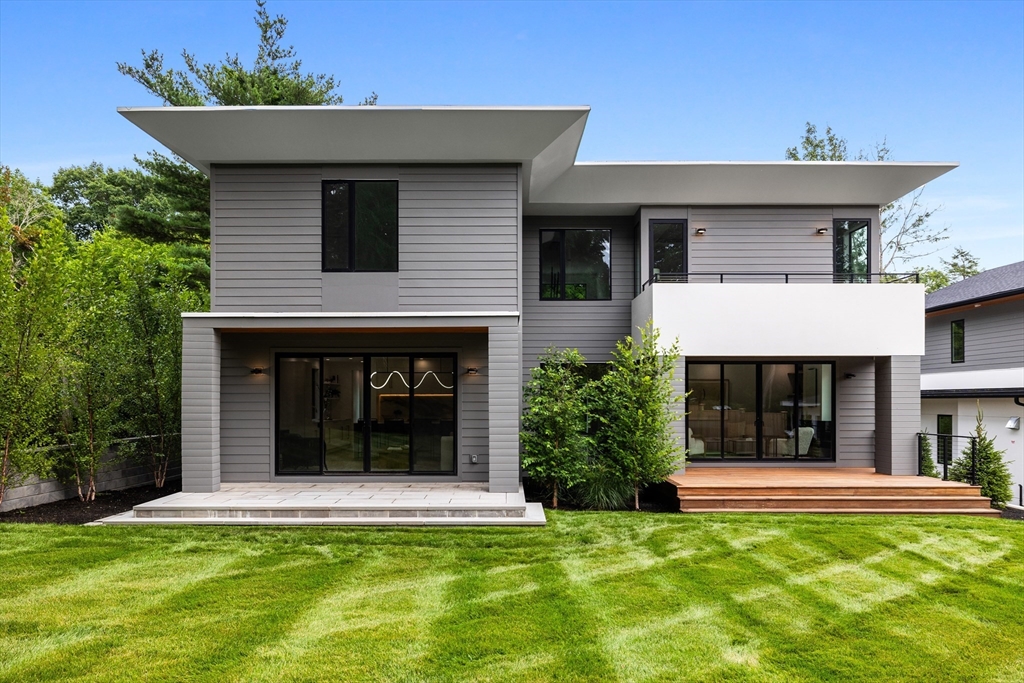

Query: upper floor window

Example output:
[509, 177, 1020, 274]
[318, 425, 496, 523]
[650, 220, 687, 282]
[834, 219, 869, 282]
[540, 229, 611, 300]
[322, 181, 399, 272]
[951, 319, 965, 363]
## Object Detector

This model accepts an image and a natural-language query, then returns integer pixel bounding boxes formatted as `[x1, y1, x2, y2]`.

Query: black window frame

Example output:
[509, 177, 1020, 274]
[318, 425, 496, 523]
[684, 360, 837, 462]
[321, 180, 399, 273]
[936, 414, 954, 465]
[832, 218, 871, 283]
[539, 228, 613, 301]
[649, 219, 688, 282]
[274, 351, 458, 476]
[951, 319, 965, 363]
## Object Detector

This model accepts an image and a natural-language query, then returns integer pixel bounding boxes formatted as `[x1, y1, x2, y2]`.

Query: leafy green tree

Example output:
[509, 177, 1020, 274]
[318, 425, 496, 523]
[594, 322, 682, 511]
[51, 237, 128, 501]
[115, 238, 205, 487]
[0, 212, 68, 505]
[787, 123, 946, 273]
[949, 405, 1013, 507]
[915, 267, 950, 294]
[521, 347, 592, 508]
[941, 246, 982, 282]
[1, 166, 58, 258]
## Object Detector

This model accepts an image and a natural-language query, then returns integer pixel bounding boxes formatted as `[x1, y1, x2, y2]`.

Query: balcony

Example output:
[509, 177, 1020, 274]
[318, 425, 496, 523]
[632, 273, 925, 357]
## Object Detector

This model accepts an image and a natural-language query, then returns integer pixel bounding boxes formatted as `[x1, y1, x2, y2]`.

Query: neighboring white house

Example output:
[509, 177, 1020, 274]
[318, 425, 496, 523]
[921, 261, 1024, 503]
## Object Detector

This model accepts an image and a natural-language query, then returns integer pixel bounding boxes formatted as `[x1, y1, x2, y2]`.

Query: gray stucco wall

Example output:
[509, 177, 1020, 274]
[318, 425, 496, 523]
[210, 165, 520, 314]
[218, 330, 490, 484]
[521, 216, 635, 380]
[923, 300, 1024, 374]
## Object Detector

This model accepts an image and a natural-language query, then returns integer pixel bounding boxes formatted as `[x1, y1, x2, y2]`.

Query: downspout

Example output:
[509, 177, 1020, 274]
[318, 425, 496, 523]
[1015, 397, 1024, 407]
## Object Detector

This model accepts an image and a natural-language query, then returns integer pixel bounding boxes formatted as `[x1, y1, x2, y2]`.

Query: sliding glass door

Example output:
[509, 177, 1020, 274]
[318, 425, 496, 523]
[276, 353, 456, 475]
[686, 361, 835, 461]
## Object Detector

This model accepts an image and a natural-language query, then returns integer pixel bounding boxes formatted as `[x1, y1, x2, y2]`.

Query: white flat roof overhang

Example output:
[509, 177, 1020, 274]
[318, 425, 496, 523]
[118, 105, 590, 198]
[525, 161, 959, 214]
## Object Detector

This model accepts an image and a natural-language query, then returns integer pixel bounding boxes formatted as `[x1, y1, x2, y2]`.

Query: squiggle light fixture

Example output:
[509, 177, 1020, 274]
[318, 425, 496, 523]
[370, 370, 454, 390]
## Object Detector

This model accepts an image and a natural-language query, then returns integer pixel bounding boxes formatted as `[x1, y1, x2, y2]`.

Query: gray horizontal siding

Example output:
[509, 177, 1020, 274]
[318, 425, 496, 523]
[689, 207, 834, 278]
[836, 358, 876, 468]
[923, 301, 1024, 374]
[522, 216, 635, 382]
[398, 167, 520, 311]
[211, 166, 323, 312]
[210, 165, 520, 314]
[218, 331, 489, 484]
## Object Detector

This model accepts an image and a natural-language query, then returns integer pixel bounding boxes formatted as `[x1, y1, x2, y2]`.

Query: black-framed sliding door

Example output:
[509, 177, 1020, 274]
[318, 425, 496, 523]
[686, 361, 835, 461]
[276, 353, 457, 475]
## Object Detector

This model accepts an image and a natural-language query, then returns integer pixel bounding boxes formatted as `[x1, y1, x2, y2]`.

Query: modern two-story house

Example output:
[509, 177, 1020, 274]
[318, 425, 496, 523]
[920, 262, 1024, 501]
[119, 105, 961, 507]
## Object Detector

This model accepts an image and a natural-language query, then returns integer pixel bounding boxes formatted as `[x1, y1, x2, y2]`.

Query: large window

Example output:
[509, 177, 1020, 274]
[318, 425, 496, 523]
[540, 229, 611, 300]
[686, 362, 835, 461]
[276, 353, 455, 474]
[322, 181, 399, 272]
[834, 219, 869, 282]
[650, 220, 686, 281]
[951, 319, 965, 363]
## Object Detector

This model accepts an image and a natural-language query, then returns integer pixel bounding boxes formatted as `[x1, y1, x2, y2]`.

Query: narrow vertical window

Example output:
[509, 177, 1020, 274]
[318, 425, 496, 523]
[833, 219, 869, 282]
[322, 182, 351, 271]
[651, 221, 686, 281]
[951, 320, 965, 363]
[937, 414, 954, 465]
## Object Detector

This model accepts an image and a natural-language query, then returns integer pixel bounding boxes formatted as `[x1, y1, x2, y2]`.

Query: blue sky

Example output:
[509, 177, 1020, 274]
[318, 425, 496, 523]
[1, 0, 1021, 269]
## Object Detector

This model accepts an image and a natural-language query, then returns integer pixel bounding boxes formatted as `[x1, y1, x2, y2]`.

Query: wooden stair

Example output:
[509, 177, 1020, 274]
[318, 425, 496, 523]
[670, 468, 1001, 516]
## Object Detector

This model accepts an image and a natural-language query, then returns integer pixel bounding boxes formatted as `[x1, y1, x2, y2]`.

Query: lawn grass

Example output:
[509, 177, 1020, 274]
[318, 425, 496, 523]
[1, 513, 1022, 682]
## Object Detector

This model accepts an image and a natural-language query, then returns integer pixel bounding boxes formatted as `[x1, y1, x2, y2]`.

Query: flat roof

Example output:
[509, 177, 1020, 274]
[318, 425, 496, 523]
[119, 105, 958, 210]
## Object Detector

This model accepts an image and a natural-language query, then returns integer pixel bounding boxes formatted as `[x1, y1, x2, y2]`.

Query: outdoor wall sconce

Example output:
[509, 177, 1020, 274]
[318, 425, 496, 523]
[816, 228, 829, 235]
[250, 367, 266, 375]
[844, 373, 857, 379]
[694, 228, 707, 235]
[1007, 417, 1020, 430]
[464, 367, 479, 375]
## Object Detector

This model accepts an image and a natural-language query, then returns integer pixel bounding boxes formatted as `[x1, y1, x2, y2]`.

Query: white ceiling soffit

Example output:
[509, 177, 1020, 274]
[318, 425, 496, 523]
[526, 161, 960, 214]
[117, 105, 589, 195]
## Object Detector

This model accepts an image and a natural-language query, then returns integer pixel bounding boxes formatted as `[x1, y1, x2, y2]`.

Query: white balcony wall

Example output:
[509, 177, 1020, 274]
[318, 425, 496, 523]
[632, 283, 925, 357]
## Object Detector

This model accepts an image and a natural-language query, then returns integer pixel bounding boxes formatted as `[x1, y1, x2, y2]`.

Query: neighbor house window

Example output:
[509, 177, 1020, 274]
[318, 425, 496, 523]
[322, 180, 399, 272]
[540, 229, 611, 300]
[951, 319, 965, 363]
[650, 220, 686, 282]
[834, 219, 869, 282]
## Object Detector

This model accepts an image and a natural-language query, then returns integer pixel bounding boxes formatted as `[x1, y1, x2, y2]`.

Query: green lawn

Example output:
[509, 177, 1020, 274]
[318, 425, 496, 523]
[1, 513, 1022, 683]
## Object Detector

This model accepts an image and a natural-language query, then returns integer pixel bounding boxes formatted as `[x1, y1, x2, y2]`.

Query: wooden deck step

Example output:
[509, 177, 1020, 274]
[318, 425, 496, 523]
[679, 507, 1003, 516]
[676, 486, 984, 497]
[678, 495, 995, 511]
[670, 468, 997, 516]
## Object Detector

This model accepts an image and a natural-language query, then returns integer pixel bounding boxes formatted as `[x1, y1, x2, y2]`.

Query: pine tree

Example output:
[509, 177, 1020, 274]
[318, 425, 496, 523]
[918, 433, 941, 478]
[949, 405, 1012, 508]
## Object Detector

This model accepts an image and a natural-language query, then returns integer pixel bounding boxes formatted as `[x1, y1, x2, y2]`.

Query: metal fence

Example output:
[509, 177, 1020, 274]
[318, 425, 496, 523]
[918, 432, 977, 485]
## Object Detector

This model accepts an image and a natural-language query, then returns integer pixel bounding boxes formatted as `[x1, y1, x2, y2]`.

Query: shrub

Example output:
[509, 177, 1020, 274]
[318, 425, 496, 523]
[593, 321, 683, 510]
[521, 347, 591, 508]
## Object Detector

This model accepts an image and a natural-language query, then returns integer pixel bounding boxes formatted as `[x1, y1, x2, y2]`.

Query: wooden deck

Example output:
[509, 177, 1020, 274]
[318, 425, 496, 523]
[668, 468, 1000, 515]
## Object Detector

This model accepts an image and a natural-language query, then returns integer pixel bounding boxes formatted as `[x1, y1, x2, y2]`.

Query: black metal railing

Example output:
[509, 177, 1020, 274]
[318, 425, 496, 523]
[918, 432, 977, 485]
[641, 272, 919, 290]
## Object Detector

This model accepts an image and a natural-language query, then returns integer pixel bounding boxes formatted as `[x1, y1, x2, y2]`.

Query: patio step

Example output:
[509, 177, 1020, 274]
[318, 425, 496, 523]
[678, 507, 1002, 516]
[96, 484, 547, 526]
[675, 485, 985, 497]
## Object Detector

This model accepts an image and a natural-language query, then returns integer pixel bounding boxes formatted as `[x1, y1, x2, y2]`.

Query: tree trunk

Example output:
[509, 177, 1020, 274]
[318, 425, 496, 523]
[552, 481, 558, 509]
[634, 484, 640, 511]
[0, 431, 12, 506]
[154, 456, 168, 489]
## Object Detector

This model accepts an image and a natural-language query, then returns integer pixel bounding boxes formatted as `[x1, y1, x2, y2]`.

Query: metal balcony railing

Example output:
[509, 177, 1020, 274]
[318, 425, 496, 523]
[641, 272, 920, 290]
